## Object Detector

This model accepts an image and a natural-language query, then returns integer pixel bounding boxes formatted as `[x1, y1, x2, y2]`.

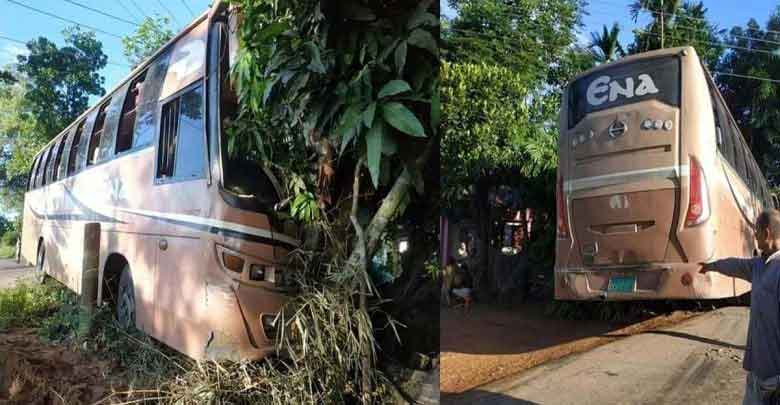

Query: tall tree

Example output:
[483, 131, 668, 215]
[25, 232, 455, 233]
[122, 16, 175, 68]
[16, 27, 107, 139]
[443, 0, 593, 299]
[445, 0, 584, 82]
[718, 9, 780, 186]
[590, 23, 625, 63]
[629, 0, 723, 69]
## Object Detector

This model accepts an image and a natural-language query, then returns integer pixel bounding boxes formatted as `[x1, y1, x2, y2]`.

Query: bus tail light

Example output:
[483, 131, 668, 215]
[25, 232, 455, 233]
[557, 174, 569, 239]
[685, 157, 710, 227]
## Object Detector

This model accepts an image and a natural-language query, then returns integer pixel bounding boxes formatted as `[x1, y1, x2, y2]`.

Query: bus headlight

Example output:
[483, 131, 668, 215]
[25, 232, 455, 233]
[250, 264, 280, 284]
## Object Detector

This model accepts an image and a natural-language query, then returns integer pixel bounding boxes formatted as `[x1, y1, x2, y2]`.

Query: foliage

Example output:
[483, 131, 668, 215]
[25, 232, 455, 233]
[0, 282, 61, 330]
[0, 244, 15, 259]
[122, 15, 176, 68]
[628, 0, 724, 69]
[590, 23, 625, 63]
[223, 0, 439, 402]
[17, 27, 107, 139]
[445, 0, 584, 80]
[1, 230, 18, 247]
[228, 0, 437, 194]
[717, 10, 780, 186]
[441, 62, 557, 205]
[0, 73, 41, 212]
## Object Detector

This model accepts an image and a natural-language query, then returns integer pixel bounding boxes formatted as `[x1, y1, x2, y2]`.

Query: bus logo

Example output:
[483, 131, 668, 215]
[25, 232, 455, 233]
[609, 194, 629, 209]
[608, 120, 627, 138]
[586, 73, 660, 107]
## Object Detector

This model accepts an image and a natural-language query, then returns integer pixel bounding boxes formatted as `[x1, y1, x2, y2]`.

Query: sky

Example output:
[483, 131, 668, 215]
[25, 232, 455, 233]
[0, 0, 212, 99]
[443, 0, 780, 49]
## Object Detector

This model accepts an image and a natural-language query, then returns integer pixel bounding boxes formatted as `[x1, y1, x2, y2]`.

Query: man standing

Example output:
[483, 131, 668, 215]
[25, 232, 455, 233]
[700, 209, 780, 405]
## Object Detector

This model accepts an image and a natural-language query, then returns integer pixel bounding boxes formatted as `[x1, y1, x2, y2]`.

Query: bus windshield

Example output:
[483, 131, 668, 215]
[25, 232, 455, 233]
[218, 22, 281, 211]
[568, 56, 680, 128]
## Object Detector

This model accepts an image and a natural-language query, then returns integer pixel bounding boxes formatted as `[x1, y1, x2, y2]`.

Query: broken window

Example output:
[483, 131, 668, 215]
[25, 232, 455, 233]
[116, 71, 147, 154]
[87, 100, 111, 166]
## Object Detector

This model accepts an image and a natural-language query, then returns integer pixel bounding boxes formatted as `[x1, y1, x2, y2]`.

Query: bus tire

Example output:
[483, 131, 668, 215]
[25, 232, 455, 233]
[35, 242, 48, 285]
[116, 265, 136, 330]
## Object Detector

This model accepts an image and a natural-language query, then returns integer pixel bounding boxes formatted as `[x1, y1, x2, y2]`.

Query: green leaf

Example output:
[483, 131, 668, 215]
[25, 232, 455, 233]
[365, 120, 384, 187]
[378, 80, 412, 98]
[336, 104, 363, 154]
[381, 132, 398, 156]
[305, 42, 326, 74]
[381, 102, 425, 137]
[431, 86, 440, 134]
[363, 102, 376, 128]
[407, 12, 437, 29]
[407, 29, 438, 57]
[394, 41, 407, 76]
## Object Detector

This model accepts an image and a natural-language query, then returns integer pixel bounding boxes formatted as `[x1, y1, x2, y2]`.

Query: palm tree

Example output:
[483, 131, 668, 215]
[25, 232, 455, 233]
[629, 0, 682, 51]
[589, 23, 625, 63]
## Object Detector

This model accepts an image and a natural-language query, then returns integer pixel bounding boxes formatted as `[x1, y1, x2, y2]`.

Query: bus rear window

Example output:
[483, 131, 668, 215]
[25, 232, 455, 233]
[568, 56, 680, 128]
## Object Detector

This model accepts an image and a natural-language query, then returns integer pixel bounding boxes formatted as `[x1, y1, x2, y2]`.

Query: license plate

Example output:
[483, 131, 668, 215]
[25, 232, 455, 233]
[607, 275, 636, 293]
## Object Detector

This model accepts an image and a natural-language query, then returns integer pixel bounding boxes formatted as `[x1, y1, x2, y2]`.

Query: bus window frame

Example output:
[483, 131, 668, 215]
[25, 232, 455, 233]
[28, 154, 41, 190]
[153, 79, 207, 186]
[115, 70, 148, 156]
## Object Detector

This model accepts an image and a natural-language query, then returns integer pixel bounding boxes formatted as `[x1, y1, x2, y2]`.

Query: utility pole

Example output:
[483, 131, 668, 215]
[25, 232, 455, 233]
[661, 0, 665, 48]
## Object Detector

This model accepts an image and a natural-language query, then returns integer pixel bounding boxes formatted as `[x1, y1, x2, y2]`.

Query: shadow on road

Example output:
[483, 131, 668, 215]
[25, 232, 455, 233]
[441, 302, 639, 356]
[607, 330, 746, 351]
[442, 390, 541, 405]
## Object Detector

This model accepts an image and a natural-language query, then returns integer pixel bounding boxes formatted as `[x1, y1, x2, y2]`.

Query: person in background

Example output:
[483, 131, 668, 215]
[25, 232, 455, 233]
[441, 257, 456, 307]
[699, 209, 780, 405]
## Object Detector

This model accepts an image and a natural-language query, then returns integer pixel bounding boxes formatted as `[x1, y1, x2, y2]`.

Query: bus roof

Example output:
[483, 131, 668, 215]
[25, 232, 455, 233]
[568, 46, 697, 86]
[33, 5, 215, 158]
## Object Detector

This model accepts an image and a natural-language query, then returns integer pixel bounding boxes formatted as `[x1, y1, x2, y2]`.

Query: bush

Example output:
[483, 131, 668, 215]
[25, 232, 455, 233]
[0, 282, 63, 330]
[2, 230, 18, 247]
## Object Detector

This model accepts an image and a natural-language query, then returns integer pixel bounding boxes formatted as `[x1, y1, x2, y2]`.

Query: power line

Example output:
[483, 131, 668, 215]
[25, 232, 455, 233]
[155, 0, 181, 26]
[180, 0, 196, 18]
[116, 0, 142, 24]
[128, 0, 151, 21]
[61, 0, 140, 27]
[0, 34, 132, 68]
[585, 4, 780, 50]
[0, 35, 25, 45]
[5, 0, 124, 40]
[589, 0, 780, 39]
[715, 71, 780, 84]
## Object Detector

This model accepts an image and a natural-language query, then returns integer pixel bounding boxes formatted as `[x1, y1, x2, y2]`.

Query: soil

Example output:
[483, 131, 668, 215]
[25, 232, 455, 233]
[0, 328, 121, 404]
[440, 302, 698, 396]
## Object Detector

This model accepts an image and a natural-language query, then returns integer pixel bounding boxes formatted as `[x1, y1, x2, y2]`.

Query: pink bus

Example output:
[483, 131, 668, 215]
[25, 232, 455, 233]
[555, 47, 772, 301]
[20, 2, 299, 360]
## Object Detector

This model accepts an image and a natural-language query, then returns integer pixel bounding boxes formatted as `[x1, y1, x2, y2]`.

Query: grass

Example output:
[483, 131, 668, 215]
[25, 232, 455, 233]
[0, 274, 400, 404]
[0, 243, 15, 259]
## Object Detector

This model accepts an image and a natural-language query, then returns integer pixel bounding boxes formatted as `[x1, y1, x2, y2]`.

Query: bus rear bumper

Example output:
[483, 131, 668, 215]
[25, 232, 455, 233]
[554, 263, 749, 301]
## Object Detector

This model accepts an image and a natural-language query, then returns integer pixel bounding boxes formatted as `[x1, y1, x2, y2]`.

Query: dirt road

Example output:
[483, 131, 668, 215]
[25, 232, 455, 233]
[0, 258, 33, 289]
[446, 306, 748, 405]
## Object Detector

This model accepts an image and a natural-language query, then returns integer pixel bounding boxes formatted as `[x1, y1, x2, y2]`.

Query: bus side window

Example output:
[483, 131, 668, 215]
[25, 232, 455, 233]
[116, 71, 147, 154]
[87, 101, 111, 166]
[709, 84, 737, 168]
[135, 52, 171, 150]
[39, 147, 53, 187]
[157, 84, 205, 180]
[51, 135, 67, 182]
[66, 121, 85, 176]
[28, 154, 41, 190]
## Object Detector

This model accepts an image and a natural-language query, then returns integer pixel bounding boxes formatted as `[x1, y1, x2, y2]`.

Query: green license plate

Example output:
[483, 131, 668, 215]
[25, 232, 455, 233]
[607, 275, 636, 293]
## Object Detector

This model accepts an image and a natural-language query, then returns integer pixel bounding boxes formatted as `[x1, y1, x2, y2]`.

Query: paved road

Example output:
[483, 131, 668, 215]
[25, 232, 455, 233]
[0, 258, 34, 289]
[447, 307, 748, 405]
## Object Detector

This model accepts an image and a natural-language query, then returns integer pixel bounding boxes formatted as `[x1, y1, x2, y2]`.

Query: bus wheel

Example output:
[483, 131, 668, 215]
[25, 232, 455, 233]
[35, 243, 48, 284]
[116, 266, 136, 329]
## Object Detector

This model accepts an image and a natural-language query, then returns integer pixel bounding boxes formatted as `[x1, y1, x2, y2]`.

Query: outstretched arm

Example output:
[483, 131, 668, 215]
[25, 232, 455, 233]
[699, 257, 757, 282]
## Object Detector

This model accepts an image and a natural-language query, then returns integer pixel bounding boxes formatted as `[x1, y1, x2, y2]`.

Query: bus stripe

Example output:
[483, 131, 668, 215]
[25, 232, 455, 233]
[564, 165, 689, 193]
